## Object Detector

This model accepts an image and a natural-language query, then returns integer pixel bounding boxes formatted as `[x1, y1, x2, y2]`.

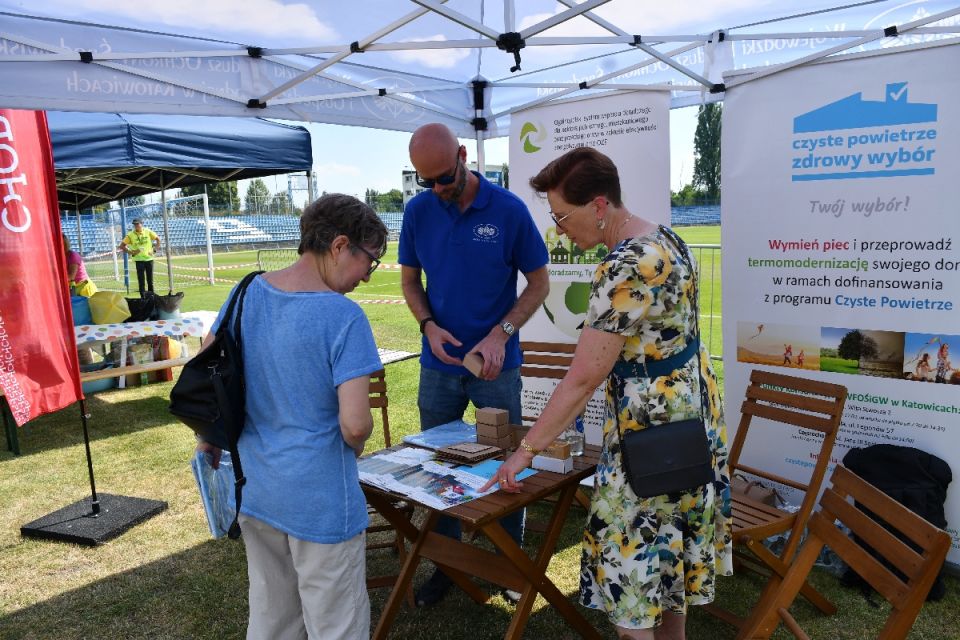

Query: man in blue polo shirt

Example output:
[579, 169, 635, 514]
[399, 123, 549, 606]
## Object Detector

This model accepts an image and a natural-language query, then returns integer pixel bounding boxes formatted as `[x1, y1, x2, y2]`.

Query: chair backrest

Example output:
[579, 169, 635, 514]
[748, 465, 951, 640]
[519, 341, 576, 426]
[729, 369, 847, 560]
[369, 368, 391, 447]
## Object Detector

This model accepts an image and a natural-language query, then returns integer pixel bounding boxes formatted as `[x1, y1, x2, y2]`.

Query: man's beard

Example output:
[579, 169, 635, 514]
[437, 161, 467, 202]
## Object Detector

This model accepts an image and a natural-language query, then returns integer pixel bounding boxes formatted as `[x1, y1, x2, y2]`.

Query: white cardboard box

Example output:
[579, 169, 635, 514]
[532, 454, 573, 474]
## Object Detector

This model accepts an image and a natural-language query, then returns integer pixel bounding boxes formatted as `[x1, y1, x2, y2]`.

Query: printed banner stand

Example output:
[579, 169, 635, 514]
[509, 90, 671, 445]
[721, 41, 960, 563]
[0, 109, 167, 545]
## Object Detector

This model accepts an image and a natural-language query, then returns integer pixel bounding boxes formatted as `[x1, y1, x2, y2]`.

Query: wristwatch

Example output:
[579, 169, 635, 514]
[500, 321, 515, 337]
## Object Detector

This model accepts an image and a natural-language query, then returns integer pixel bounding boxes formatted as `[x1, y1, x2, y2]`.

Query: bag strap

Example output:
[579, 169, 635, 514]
[219, 270, 264, 540]
[613, 228, 710, 448]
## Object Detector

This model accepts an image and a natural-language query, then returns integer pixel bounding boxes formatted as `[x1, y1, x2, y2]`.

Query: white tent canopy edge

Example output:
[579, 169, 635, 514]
[1, 1, 959, 167]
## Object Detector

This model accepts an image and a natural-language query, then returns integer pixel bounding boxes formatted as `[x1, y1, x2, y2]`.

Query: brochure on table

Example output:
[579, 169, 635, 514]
[359, 447, 536, 511]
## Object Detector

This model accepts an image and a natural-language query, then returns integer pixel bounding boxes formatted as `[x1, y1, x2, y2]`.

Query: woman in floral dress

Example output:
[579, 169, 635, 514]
[484, 147, 732, 639]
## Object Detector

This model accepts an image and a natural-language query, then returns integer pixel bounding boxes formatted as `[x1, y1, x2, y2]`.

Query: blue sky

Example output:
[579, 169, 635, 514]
[3, 0, 947, 204]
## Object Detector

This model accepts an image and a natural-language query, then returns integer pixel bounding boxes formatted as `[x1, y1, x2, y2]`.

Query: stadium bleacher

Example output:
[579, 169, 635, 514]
[60, 205, 719, 256]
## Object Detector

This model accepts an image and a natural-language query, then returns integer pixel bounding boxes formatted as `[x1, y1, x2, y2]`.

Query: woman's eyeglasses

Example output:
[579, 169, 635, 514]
[415, 148, 461, 188]
[548, 202, 587, 228]
[352, 245, 381, 277]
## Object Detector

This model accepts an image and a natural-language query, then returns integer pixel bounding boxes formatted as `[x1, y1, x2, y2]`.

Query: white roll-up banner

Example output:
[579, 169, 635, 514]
[509, 90, 670, 445]
[722, 41, 960, 562]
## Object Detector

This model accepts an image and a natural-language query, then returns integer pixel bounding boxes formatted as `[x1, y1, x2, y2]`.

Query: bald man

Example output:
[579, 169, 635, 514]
[398, 123, 549, 606]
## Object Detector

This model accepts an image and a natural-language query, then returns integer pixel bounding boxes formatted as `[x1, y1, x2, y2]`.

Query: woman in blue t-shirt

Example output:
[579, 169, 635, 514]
[197, 193, 387, 640]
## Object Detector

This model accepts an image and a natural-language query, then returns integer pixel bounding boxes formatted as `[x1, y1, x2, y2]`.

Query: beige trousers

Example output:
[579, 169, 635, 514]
[240, 514, 369, 640]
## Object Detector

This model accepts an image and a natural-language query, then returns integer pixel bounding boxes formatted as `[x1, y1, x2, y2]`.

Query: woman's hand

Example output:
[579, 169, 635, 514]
[195, 440, 222, 469]
[479, 449, 534, 493]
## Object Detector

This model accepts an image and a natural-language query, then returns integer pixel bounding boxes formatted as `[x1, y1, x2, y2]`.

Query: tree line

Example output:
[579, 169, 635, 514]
[673, 102, 721, 206]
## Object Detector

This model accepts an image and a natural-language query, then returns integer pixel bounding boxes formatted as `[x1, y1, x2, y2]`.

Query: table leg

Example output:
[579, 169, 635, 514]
[482, 485, 600, 640]
[117, 338, 128, 389]
[371, 510, 438, 640]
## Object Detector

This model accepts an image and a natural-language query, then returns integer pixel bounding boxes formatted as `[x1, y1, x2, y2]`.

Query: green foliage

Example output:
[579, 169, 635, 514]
[180, 181, 238, 213]
[693, 102, 722, 200]
[837, 329, 877, 361]
[365, 188, 403, 212]
[270, 191, 291, 213]
[502, 163, 509, 189]
[244, 179, 271, 213]
[671, 183, 707, 206]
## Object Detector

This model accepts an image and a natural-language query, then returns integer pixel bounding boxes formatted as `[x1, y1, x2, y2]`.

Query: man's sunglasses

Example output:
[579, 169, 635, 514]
[353, 244, 382, 277]
[415, 149, 461, 188]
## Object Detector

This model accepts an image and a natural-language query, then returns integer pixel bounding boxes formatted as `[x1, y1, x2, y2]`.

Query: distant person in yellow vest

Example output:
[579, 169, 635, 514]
[119, 217, 161, 296]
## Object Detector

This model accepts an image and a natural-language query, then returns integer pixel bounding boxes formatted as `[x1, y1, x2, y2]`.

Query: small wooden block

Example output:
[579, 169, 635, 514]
[463, 352, 484, 377]
[477, 421, 511, 439]
[477, 432, 512, 450]
[541, 440, 571, 459]
[509, 424, 530, 447]
[475, 407, 508, 426]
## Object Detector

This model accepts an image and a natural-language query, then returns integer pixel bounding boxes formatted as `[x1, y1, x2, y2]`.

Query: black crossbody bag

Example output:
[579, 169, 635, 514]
[612, 227, 714, 499]
[169, 270, 263, 538]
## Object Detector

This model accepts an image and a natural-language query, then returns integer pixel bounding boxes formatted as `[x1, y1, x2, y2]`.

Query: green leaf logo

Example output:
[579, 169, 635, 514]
[519, 121, 542, 153]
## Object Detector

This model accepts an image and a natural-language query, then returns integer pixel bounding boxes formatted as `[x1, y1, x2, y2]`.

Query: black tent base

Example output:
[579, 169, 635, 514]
[20, 494, 168, 546]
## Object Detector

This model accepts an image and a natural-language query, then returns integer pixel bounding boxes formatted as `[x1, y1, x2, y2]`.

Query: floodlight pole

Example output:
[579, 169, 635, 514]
[159, 172, 175, 293]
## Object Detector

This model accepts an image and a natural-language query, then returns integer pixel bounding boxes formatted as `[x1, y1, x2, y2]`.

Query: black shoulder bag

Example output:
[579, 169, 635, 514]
[169, 270, 263, 538]
[612, 227, 714, 499]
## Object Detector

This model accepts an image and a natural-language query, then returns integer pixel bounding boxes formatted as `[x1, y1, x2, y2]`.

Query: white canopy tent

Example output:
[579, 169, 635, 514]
[1, 1, 959, 167]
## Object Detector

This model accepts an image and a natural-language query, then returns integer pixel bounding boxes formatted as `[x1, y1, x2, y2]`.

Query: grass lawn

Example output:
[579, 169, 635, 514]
[4, 224, 956, 638]
[820, 357, 860, 375]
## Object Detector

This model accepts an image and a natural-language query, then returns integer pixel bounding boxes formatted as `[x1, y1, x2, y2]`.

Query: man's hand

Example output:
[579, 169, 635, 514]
[468, 329, 509, 380]
[425, 322, 464, 366]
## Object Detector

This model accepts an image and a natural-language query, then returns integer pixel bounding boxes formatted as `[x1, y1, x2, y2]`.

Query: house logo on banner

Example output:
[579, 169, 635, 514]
[791, 82, 938, 182]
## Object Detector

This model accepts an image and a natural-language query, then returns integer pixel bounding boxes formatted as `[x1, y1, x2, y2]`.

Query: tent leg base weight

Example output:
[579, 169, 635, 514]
[20, 494, 168, 546]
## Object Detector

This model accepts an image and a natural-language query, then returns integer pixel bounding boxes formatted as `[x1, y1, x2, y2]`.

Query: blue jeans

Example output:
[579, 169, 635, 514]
[419, 366, 524, 547]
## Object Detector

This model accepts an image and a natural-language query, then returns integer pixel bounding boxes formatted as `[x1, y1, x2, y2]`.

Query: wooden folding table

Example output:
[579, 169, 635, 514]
[362, 444, 602, 640]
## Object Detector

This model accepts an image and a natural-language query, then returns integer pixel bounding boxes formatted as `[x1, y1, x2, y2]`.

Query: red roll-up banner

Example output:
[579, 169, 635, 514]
[0, 109, 81, 426]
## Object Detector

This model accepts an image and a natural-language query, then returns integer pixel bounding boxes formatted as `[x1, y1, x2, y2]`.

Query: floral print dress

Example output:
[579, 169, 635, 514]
[579, 226, 733, 630]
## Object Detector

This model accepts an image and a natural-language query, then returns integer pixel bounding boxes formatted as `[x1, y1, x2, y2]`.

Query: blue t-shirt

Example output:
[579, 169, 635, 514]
[398, 172, 548, 374]
[210, 276, 382, 543]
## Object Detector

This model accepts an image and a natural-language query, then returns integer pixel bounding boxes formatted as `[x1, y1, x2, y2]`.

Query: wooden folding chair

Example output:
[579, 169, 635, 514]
[707, 369, 847, 636]
[741, 465, 951, 639]
[520, 341, 592, 513]
[365, 369, 415, 603]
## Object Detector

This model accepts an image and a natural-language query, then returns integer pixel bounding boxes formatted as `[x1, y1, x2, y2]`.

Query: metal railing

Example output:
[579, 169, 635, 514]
[689, 244, 722, 362]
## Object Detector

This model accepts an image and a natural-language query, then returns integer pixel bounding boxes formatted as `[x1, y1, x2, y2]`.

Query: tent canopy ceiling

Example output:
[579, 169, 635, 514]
[48, 111, 313, 209]
[1, 2, 959, 138]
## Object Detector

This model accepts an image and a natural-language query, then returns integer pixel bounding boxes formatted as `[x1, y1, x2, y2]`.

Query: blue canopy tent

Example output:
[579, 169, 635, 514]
[47, 111, 313, 289]
[48, 111, 313, 209]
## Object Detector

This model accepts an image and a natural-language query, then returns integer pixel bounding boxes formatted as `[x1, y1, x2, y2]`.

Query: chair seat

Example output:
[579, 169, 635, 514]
[732, 493, 796, 542]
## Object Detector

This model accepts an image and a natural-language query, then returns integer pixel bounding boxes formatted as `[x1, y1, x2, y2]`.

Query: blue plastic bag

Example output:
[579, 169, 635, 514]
[190, 450, 237, 539]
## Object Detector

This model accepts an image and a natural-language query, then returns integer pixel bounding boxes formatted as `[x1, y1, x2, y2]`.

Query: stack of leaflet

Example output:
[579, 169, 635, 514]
[402, 419, 476, 450]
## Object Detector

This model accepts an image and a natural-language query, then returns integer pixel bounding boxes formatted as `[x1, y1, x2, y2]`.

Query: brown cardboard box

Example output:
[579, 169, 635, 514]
[477, 432, 512, 450]
[541, 440, 571, 459]
[510, 424, 530, 447]
[475, 407, 508, 426]
[463, 352, 484, 377]
[477, 421, 511, 439]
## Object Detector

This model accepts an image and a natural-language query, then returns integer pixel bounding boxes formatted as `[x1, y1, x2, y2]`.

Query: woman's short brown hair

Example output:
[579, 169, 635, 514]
[528, 146, 623, 207]
[298, 193, 388, 257]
